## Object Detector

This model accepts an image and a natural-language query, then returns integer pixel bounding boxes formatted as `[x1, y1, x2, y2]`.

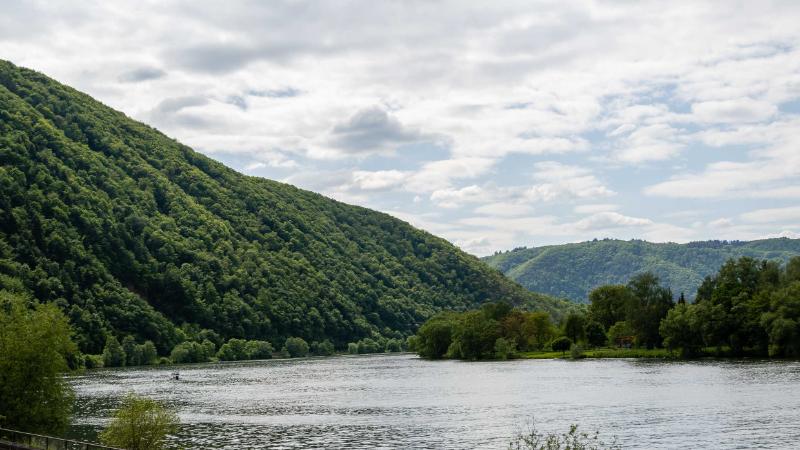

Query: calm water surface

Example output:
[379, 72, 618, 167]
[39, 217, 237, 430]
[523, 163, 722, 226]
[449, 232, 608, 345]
[69, 354, 800, 449]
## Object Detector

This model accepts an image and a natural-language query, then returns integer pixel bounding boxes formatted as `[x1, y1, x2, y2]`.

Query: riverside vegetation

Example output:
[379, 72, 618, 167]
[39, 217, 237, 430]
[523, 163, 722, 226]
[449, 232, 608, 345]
[412, 256, 800, 360]
[484, 238, 800, 303]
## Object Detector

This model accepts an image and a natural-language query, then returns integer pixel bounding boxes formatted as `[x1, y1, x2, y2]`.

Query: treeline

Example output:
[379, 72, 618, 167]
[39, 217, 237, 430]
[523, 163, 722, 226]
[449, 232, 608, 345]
[660, 256, 800, 357]
[88, 334, 408, 368]
[74, 329, 411, 369]
[410, 302, 562, 360]
[413, 256, 800, 360]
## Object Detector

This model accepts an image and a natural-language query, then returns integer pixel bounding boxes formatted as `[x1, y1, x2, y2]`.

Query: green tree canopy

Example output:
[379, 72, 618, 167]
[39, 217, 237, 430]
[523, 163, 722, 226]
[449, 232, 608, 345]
[100, 394, 179, 450]
[659, 303, 703, 357]
[0, 291, 77, 433]
[102, 335, 127, 368]
[626, 273, 674, 348]
[588, 285, 633, 329]
[283, 337, 309, 358]
[583, 321, 607, 348]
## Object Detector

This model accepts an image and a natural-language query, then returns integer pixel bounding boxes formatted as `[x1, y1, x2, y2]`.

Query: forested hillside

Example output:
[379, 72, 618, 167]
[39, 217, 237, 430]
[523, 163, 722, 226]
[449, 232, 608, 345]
[484, 238, 800, 303]
[0, 60, 569, 355]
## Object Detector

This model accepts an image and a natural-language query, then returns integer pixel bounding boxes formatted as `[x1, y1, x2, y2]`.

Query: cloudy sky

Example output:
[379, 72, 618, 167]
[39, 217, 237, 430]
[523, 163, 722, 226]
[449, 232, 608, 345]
[3, 1, 800, 255]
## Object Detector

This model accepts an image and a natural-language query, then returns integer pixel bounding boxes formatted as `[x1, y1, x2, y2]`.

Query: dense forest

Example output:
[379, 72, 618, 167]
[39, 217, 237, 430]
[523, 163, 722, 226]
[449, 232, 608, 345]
[0, 60, 570, 359]
[413, 256, 800, 360]
[484, 238, 800, 303]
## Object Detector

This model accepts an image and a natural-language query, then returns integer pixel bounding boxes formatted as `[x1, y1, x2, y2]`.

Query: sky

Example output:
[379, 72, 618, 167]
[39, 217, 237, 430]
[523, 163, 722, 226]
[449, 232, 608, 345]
[2, 1, 800, 256]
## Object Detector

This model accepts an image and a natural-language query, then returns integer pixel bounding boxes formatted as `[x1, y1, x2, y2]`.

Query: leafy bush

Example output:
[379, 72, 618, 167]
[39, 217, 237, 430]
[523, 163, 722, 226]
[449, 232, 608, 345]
[84, 354, 104, 369]
[102, 336, 127, 368]
[405, 335, 419, 352]
[245, 340, 274, 359]
[584, 321, 607, 348]
[312, 340, 335, 356]
[494, 337, 516, 360]
[170, 341, 213, 364]
[216, 338, 249, 361]
[550, 337, 572, 354]
[509, 422, 620, 450]
[283, 337, 309, 358]
[570, 344, 586, 360]
[385, 338, 403, 352]
[100, 394, 179, 450]
[357, 338, 381, 354]
[0, 291, 77, 433]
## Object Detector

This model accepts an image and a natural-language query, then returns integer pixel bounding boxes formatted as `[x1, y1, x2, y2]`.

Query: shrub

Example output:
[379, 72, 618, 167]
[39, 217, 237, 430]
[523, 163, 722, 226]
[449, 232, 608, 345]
[170, 341, 212, 364]
[102, 335, 127, 368]
[584, 321, 607, 348]
[84, 354, 104, 369]
[405, 335, 419, 352]
[347, 342, 359, 354]
[570, 344, 586, 360]
[312, 340, 335, 356]
[494, 337, 516, 360]
[99, 394, 179, 450]
[139, 341, 158, 365]
[122, 336, 139, 366]
[216, 338, 249, 361]
[244, 340, 274, 359]
[357, 338, 381, 354]
[509, 422, 620, 450]
[385, 338, 403, 352]
[283, 337, 309, 358]
[550, 336, 572, 355]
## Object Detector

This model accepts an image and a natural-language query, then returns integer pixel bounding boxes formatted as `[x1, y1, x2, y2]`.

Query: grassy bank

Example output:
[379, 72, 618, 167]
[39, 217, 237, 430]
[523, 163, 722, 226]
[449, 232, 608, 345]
[519, 347, 674, 359]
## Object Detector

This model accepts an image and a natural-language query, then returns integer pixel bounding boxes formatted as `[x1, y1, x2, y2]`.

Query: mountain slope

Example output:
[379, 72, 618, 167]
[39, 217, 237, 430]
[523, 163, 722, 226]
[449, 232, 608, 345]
[484, 238, 800, 303]
[0, 60, 570, 354]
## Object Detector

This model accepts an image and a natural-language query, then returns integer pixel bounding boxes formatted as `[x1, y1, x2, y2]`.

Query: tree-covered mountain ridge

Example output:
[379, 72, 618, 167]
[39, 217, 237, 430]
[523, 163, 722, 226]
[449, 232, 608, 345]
[0, 60, 570, 355]
[483, 238, 800, 303]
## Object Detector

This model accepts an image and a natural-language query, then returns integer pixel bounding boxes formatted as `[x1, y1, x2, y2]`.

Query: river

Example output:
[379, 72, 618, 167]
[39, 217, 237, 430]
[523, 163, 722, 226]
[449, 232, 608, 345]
[68, 354, 800, 449]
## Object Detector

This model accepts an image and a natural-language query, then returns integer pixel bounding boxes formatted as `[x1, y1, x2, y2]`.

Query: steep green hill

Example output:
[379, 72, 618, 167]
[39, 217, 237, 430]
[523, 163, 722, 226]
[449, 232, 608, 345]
[0, 60, 569, 354]
[484, 238, 800, 303]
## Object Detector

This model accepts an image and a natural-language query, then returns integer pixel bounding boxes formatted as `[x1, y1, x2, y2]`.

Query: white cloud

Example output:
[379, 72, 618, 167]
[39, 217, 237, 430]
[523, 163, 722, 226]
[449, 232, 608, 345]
[526, 162, 615, 201]
[474, 202, 535, 217]
[741, 206, 800, 224]
[430, 185, 490, 209]
[612, 124, 683, 163]
[691, 98, 777, 124]
[708, 217, 734, 228]
[405, 158, 496, 193]
[351, 170, 409, 191]
[574, 204, 620, 214]
[574, 212, 653, 231]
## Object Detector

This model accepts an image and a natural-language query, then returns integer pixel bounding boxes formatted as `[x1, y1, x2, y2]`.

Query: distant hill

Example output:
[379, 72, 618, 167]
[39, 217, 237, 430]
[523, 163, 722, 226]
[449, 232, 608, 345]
[483, 238, 800, 303]
[0, 60, 570, 354]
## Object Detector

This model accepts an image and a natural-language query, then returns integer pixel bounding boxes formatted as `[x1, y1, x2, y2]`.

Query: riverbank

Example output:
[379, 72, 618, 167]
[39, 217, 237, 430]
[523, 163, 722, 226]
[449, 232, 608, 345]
[517, 346, 778, 360]
[519, 348, 673, 359]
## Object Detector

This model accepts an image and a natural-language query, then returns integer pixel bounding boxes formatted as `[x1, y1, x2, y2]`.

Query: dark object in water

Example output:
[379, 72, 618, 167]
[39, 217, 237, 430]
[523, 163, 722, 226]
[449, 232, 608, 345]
[171, 372, 180, 380]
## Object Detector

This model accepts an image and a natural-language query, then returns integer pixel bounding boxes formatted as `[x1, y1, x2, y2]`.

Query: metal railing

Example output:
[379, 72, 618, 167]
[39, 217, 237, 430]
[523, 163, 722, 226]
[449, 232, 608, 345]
[0, 427, 122, 450]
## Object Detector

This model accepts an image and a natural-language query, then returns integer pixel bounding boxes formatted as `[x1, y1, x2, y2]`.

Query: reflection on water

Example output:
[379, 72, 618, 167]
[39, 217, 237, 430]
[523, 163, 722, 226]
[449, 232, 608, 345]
[69, 354, 800, 449]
